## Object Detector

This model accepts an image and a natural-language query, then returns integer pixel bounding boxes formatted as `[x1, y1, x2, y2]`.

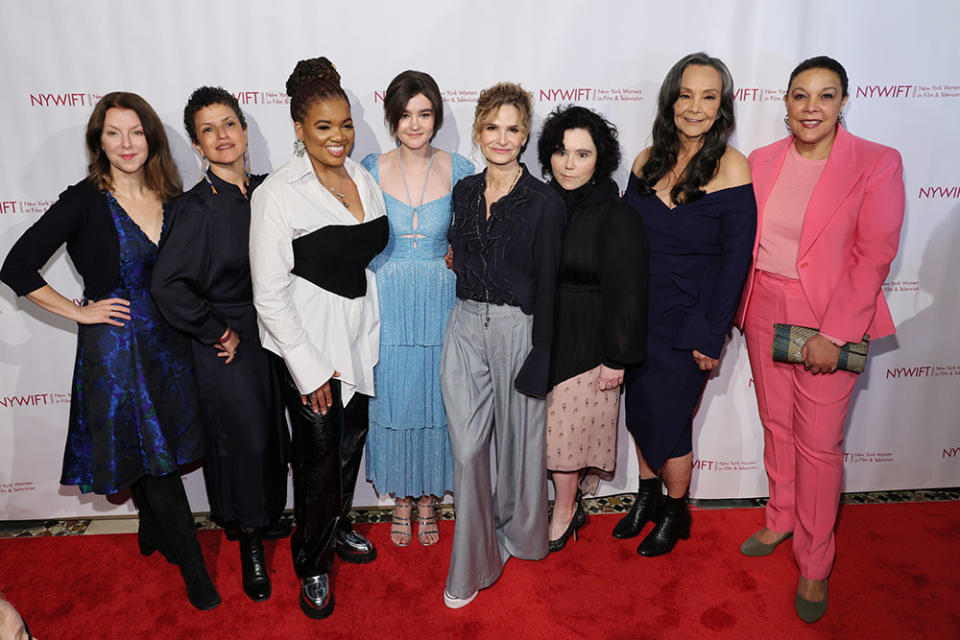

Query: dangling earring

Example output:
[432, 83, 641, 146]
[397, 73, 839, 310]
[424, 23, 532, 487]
[201, 157, 218, 194]
[837, 111, 845, 127]
[243, 149, 251, 187]
[783, 115, 790, 128]
[294, 139, 305, 157]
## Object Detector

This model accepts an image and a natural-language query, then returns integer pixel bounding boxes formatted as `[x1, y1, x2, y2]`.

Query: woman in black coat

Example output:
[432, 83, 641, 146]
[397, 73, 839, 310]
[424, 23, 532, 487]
[537, 106, 649, 552]
[152, 87, 289, 603]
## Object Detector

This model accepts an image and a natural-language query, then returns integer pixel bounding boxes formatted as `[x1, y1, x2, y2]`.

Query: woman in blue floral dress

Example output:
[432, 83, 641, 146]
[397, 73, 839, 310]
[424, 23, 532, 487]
[0, 92, 216, 610]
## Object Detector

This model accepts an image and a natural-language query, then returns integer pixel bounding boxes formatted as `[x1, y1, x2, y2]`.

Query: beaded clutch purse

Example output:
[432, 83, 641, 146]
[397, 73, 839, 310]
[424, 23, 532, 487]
[771, 324, 870, 374]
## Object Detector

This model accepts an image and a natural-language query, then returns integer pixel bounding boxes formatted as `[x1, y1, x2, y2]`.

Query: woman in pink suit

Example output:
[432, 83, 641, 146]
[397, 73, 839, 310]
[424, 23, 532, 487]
[736, 56, 904, 623]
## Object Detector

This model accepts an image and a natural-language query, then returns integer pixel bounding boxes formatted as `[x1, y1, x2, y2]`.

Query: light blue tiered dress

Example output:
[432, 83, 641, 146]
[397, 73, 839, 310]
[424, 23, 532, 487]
[362, 151, 474, 497]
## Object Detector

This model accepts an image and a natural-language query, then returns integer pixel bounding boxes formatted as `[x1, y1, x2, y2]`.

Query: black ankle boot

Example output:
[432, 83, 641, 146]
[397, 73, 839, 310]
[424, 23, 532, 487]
[636, 495, 690, 557]
[240, 529, 271, 602]
[612, 477, 663, 539]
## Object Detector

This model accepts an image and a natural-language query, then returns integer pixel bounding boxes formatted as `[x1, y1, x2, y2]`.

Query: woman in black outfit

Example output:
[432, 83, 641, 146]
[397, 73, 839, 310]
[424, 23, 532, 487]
[537, 106, 649, 551]
[152, 86, 290, 603]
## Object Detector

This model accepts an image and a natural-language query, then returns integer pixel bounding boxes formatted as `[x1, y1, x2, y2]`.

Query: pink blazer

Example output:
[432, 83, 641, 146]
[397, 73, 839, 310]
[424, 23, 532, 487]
[735, 125, 904, 342]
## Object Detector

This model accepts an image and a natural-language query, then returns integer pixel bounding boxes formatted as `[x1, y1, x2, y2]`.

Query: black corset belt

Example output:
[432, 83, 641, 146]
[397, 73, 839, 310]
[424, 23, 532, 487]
[291, 217, 388, 299]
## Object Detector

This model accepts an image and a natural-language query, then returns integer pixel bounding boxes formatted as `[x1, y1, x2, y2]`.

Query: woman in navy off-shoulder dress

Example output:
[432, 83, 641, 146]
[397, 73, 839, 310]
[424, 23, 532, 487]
[616, 54, 756, 558]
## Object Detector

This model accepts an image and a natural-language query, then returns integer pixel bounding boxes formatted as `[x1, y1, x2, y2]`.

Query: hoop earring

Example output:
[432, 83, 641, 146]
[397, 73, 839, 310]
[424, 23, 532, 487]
[243, 149, 251, 186]
[294, 139, 305, 157]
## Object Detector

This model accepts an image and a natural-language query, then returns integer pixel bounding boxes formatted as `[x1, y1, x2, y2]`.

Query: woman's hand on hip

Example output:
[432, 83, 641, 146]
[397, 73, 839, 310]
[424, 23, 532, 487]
[801, 334, 841, 374]
[597, 364, 624, 391]
[214, 326, 240, 364]
[692, 349, 719, 371]
[76, 297, 131, 326]
[302, 371, 342, 415]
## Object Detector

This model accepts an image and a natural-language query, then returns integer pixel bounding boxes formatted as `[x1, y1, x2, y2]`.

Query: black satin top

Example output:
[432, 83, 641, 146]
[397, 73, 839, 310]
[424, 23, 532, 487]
[448, 165, 566, 397]
[292, 216, 389, 298]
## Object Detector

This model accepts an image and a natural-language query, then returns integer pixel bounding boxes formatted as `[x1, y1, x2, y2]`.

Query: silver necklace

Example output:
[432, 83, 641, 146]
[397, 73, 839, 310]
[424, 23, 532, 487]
[486, 166, 522, 197]
[319, 168, 349, 208]
[397, 146, 435, 217]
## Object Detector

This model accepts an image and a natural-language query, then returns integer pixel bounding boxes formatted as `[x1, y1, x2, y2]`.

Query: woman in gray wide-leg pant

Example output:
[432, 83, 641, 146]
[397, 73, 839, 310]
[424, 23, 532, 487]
[440, 83, 566, 607]
[441, 301, 549, 598]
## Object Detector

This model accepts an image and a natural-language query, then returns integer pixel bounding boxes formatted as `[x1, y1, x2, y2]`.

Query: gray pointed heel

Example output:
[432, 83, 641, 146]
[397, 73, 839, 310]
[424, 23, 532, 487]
[739, 530, 793, 557]
[795, 581, 828, 623]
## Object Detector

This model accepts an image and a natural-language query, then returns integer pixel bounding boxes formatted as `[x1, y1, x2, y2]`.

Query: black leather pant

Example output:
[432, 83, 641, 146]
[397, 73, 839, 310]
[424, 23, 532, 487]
[276, 359, 369, 578]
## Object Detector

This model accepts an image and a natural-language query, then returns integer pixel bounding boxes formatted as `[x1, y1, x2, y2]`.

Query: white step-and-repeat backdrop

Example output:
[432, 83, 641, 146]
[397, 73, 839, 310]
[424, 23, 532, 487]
[2, 1, 958, 519]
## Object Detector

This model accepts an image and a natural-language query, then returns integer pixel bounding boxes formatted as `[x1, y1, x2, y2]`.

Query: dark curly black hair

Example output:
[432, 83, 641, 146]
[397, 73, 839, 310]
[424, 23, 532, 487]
[537, 105, 621, 183]
[789, 55, 849, 97]
[636, 52, 736, 206]
[286, 56, 348, 122]
[183, 86, 246, 144]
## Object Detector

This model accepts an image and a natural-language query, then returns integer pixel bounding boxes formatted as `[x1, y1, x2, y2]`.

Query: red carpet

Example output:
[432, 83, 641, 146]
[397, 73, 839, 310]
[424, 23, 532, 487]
[2, 502, 958, 639]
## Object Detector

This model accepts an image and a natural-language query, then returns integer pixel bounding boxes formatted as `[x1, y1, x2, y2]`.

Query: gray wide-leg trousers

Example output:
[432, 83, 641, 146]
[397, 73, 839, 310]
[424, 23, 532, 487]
[440, 300, 549, 599]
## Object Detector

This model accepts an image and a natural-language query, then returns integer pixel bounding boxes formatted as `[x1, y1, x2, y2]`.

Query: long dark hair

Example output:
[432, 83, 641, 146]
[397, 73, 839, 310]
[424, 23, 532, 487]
[636, 52, 735, 205]
[85, 91, 182, 202]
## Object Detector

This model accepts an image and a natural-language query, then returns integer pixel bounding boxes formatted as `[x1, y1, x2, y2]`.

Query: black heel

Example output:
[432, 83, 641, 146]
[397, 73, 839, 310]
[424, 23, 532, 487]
[613, 477, 663, 539]
[549, 493, 587, 553]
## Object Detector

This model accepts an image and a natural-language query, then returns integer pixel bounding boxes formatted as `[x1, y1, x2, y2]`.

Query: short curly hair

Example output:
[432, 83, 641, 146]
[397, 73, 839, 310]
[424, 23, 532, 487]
[537, 105, 621, 183]
[472, 82, 533, 143]
[183, 86, 246, 144]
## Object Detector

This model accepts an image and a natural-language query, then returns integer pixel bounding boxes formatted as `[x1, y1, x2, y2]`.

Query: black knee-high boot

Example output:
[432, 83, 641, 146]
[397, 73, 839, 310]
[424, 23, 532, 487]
[130, 480, 174, 564]
[612, 477, 663, 539]
[135, 474, 221, 610]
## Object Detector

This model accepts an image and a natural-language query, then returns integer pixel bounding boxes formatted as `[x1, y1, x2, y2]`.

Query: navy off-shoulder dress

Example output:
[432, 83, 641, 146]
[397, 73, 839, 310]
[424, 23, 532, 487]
[622, 174, 756, 469]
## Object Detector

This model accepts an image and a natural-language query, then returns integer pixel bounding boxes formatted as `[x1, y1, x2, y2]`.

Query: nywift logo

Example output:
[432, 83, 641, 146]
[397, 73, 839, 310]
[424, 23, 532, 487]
[29, 92, 100, 107]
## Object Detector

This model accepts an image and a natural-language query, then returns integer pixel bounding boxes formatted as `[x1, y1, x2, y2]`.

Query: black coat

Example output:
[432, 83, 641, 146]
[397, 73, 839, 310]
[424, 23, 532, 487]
[547, 178, 649, 389]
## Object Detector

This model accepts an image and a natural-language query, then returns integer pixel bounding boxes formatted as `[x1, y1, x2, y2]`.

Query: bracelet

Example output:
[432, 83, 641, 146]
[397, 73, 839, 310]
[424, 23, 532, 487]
[217, 326, 234, 346]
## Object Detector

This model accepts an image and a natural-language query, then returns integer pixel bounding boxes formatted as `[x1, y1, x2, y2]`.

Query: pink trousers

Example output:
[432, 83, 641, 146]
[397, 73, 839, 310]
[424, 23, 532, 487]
[743, 271, 857, 580]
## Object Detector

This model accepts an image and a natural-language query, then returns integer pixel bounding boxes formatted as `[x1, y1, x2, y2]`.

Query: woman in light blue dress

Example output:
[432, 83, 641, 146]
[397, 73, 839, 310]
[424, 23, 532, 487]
[361, 70, 473, 547]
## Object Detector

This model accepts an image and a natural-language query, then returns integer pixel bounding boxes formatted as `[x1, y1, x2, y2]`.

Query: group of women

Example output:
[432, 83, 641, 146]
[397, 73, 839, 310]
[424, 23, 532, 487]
[0, 51, 903, 625]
